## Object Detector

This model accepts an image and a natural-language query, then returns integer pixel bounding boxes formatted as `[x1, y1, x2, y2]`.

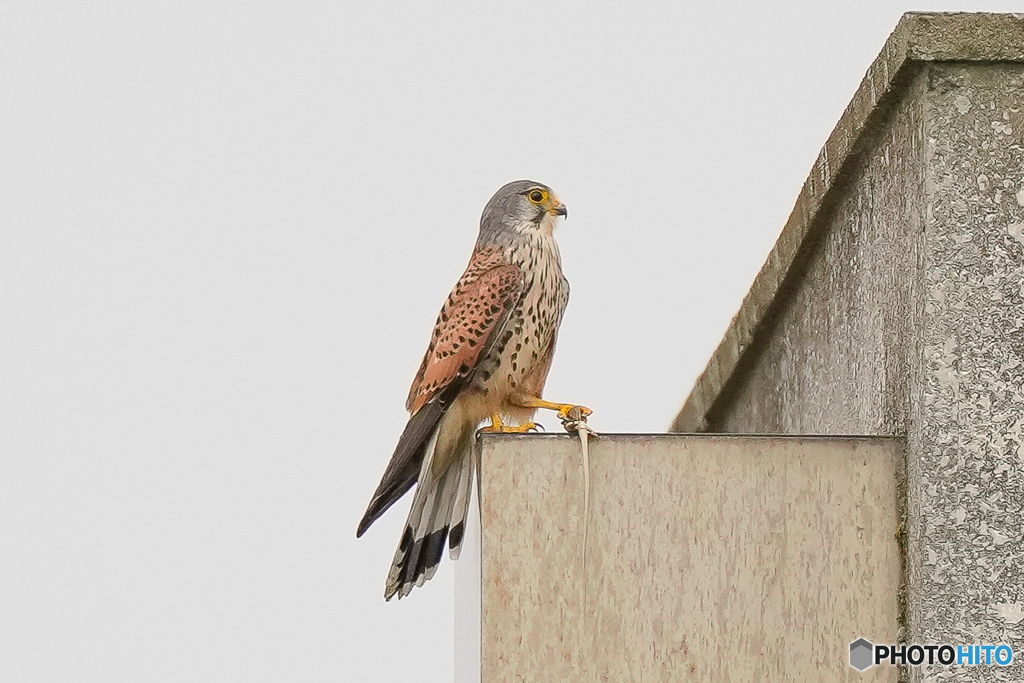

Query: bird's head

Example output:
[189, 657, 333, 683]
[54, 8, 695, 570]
[479, 179, 567, 241]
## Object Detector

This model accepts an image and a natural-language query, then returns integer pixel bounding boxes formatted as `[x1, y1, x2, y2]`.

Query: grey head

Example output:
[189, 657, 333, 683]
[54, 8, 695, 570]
[477, 180, 567, 244]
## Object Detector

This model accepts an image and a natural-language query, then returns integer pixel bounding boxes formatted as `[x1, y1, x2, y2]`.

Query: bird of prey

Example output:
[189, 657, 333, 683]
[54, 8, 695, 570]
[357, 180, 590, 600]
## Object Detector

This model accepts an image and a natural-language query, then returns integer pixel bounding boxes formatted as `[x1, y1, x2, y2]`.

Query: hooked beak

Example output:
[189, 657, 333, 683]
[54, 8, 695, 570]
[549, 202, 567, 218]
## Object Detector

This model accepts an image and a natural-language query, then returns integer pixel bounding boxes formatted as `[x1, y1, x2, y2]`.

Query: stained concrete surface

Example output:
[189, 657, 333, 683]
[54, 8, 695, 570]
[457, 435, 901, 683]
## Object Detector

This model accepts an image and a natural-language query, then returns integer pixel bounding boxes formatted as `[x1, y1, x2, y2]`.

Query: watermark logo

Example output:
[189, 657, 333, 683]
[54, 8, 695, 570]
[849, 638, 873, 671]
[850, 638, 1014, 670]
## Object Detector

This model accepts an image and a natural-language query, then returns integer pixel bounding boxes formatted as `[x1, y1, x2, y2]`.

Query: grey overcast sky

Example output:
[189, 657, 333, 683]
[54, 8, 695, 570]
[1, 2, 1018, 682]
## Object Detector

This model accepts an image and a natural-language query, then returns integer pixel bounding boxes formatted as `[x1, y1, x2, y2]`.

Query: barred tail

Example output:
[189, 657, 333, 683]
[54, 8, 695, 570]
[385, 406, 475, 600]
[447, 437, 476, 561]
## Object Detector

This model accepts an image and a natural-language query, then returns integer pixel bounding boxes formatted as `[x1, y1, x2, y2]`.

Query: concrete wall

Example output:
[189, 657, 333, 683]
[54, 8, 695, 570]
[457, 435, 902, 683]
[700, 69, 925, 436]
[672, 13, 1024, 681]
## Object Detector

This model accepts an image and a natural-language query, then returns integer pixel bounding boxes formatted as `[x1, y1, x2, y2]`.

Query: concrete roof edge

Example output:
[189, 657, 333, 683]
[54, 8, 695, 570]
[670, 12, 1024, 433]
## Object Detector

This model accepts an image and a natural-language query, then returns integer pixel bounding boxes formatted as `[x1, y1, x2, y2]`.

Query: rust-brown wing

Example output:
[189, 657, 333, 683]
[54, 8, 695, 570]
[357, 260, 522, 538]
[406, 261, 523, 413]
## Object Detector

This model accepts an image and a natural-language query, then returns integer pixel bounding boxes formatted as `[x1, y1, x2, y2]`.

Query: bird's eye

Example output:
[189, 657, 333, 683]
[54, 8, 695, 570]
[528, 190, 545, 203]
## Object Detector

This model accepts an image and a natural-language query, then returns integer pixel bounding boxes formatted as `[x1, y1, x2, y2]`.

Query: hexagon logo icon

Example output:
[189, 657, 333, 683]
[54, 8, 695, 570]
[850, 638, 874, 671]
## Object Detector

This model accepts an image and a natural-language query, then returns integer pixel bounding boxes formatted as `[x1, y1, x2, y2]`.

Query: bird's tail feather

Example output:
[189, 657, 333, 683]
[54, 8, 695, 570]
[385, 408, 475, 600]
[357, 401, 445, 538]
[447, 441, 476, 561]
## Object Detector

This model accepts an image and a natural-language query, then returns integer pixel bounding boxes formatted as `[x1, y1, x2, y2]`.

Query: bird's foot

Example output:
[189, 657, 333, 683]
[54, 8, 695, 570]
[517, 398, 592, 419]
[479, 414, 539, 434]
[556, 404, 592, 421]
[483, 421, 540, 432]
[558, 405, 595, 434]
[513, 398, 594, 433]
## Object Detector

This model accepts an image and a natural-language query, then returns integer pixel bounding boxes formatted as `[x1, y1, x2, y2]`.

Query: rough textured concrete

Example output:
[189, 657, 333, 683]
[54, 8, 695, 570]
[701, 71, 926, 437]
[672, 11, 1024, 433]
[672, 12, 1024, 682]
[459, 435, 901, 683]
[916, 62, 1024, 680]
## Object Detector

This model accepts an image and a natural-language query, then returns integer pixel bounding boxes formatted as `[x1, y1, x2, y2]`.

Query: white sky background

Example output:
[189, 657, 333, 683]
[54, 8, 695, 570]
[2, 2, 1018, 681]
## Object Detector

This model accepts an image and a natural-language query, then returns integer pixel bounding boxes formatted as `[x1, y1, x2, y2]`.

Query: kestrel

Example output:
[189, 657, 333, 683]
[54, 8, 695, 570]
[357, 180, 590, 600]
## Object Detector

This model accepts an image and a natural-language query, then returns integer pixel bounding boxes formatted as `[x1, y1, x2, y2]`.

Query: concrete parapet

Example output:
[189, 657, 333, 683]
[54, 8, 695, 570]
[672, 12, 1024, 681]
[456, 434, 902, 682]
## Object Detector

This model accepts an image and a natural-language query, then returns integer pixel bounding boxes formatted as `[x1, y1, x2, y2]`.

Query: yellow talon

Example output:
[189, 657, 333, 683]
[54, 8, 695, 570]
[556, 404, 592, 420]
[479, 413, 538, 433]
[518, 398, 592, 419]
[497, 422, 538, 433]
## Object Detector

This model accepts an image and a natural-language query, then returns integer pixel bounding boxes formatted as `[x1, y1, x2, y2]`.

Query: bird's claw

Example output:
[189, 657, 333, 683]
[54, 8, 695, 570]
[559, 405, 595, 434]
[557, 404, 592, 421]
[479, 421, 539, 434]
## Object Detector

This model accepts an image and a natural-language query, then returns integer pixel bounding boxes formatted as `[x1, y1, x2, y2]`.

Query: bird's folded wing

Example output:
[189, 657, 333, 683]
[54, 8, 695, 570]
[406, 262, 523, 414]
[357, 262, 523, 537]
